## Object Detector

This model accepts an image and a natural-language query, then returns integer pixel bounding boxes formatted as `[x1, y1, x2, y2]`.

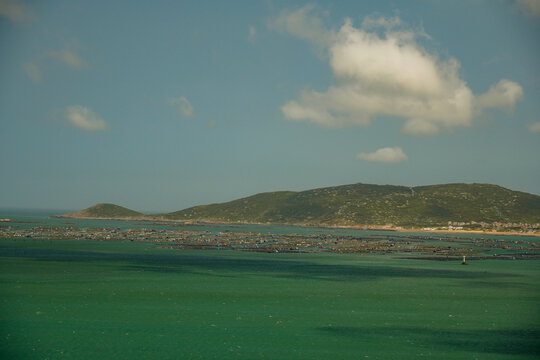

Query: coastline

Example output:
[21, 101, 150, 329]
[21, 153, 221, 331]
[394, 227, 540, 238]
[326, 224, 540, 237]
[51, 215, 540, 237]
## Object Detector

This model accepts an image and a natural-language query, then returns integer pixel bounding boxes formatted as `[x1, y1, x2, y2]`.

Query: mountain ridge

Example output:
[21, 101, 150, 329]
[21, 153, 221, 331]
[59, 182, 540, 227]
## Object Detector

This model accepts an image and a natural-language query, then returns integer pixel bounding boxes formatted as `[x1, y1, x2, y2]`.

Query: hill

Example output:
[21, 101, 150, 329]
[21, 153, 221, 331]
[60, 203, 143, 219]
[163, 183, 540, 226]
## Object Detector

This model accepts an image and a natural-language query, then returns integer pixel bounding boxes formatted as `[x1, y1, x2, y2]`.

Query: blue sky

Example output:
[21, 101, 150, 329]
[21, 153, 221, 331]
[1, 0, 539, 212]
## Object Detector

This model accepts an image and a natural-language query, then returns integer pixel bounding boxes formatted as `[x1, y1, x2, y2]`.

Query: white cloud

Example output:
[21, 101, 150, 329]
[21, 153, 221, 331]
[248, 25, 257, 42]
[64, 106, 108, 132]
[169, 96, 195, 117]
[269, 5, 335, 49]
[361, 15, 401, 30]
[22, 61, 41, 83]
[529, 122, 540, 133]
[0, 0, 34, 23]
[356, 146, 408, 163]
[274, 11, 523, 136]
[401, 118, 440, 136]
[47, 50, 88, 69]
[23, 48, 88, 83]
[475, 79, 524, 110]
[516, 0, 540, 17]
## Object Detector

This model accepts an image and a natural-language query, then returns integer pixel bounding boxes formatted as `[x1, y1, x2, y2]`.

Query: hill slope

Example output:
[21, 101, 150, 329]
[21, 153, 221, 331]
[61, 203, 143, 219]
[164, 183, 540, 226]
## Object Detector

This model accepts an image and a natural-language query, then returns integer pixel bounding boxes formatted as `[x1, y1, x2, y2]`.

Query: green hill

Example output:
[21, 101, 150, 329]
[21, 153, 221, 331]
[61, 203, 143, 219]
[163, 183, 540, 226]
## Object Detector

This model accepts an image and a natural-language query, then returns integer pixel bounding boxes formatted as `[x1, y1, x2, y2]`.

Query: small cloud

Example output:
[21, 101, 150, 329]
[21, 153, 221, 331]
[22, 61, 41, 83]
[23, 48, 88, 83]
[248, 25, 257, 42]
[361, 15, 401, 30]
[475, 79, 523, 110]
[516, 0, 540, 17]
[269, 4, 335, 49]
[529, 122, 540, 133]
[0, 0, 35, 23]
[169, 96, 195, 117]
[63, 106, 108, 132]
[356, 147, 408, 163]
[47, 50, 88, 69]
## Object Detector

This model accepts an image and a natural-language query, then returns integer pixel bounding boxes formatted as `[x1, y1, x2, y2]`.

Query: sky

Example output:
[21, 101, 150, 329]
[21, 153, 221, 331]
[1, 0, 539, 213]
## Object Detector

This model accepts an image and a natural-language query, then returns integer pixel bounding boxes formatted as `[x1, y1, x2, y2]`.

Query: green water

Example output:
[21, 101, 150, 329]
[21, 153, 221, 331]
[1, 238, 539, 359]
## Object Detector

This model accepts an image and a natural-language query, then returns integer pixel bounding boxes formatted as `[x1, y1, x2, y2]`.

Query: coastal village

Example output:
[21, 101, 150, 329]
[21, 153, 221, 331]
[422, 221, 540, 232]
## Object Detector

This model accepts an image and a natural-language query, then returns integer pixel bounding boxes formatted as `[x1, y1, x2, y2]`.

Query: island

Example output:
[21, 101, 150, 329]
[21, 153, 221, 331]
[56, 182, 540, 235]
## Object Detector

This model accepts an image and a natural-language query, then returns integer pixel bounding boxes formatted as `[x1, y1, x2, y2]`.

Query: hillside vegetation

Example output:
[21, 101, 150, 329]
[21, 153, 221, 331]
[62, 203, 143, 219]
[162, 183, 540, 226]
[62, 183, 540, 226]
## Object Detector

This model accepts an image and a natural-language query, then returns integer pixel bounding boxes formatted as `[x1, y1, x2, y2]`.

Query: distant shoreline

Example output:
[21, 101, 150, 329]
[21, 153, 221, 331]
[394, 227, 540, 238]
[321, 225, 540, 237]
[51, 215, 540, 237]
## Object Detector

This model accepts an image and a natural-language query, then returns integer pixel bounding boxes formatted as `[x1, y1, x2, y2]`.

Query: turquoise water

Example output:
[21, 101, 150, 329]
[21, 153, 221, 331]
[1, 238, 539, 359]
[1, 211, 539, 359]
